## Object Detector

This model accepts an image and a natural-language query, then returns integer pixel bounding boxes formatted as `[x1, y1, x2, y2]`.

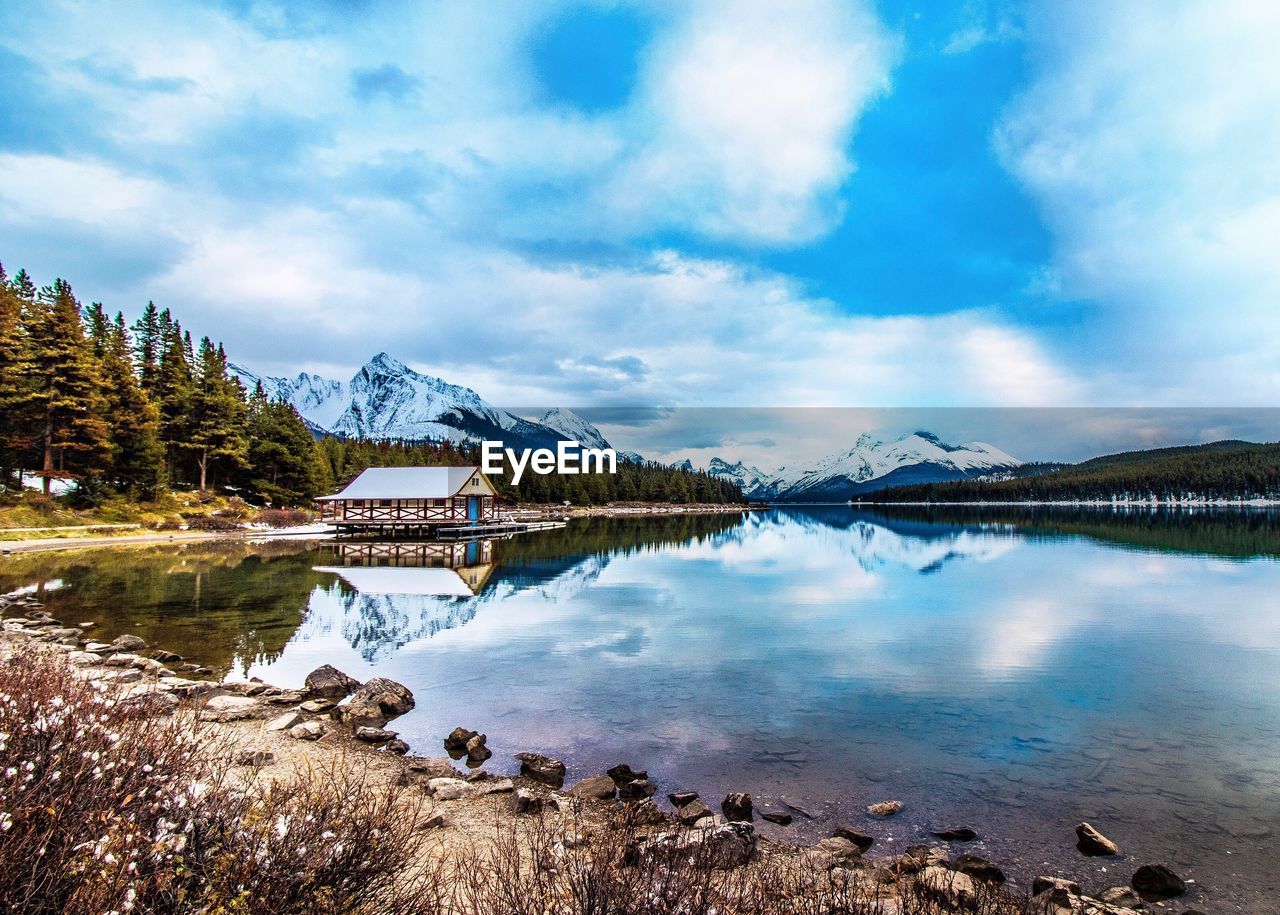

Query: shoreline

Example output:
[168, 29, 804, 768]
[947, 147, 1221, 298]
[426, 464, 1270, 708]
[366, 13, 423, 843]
[0, 604, 1200, 914]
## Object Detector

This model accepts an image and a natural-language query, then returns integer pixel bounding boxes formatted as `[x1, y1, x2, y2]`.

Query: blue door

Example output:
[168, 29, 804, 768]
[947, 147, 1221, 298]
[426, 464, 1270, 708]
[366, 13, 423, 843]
[467, 496, 479, 521]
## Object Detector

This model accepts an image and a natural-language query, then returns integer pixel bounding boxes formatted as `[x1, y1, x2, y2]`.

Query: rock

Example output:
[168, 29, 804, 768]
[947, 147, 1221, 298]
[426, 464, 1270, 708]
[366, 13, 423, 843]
[119, 691, 180, 717]
[289, 721, 325, 740]
[300, 698, 334, 713]
[832, 827, 875, 852]
[465, 733, 492, 763]
[1031, 885, 1075, 915]
[429, 778, 475, 801]
[569, 775, 617, 801]
[761, 810, 792, 825]
[867, 800, 903, 817]
[103, 653, 139, 667]
[606, 763, 647, 787]
[193, 667, 214, 676]
[84, 641, 113, 653]
[1076, 821, 1120, 856]
[643, 822, 756, 869]
[1032, 876, 1082, 897]
[514, 787, 546, 815]
[516, 752, 566, 788]
[347, 677, 415, 718]
[722, 792, 753, 823]
[385, 739, 410, 755]
[1131, 864, 1186, 899]
[355, 726, 397, 744]
[303, 664, 360, 700]
[895, 845, 950, 875]
[1098, 886, 1144, 908]
[43, 628, 81, 641]
[417, 811, 448, 831]
[953, 853, 1006, 884]
[668, 790, 699, 807]
[631, 798, 667, 825]
[802, 836, 864, 870]
[918, 866, 976, 909]
[265, 710, 304, 732]
[67, 651, 101, 666]
[150, 649, 182, 663]
[111, 634, 148, 652]
[199, 694, 265, 722]
[932, 827, 978, 842]
[676, 798, 714, 826]
[619, 778, 657, 801]
[332, 701, 389, 731]
[481, 778, 515, 794]
[263, 689, 307, 705]
[158, 676, 215, 697]
[444, 726, 479, 756]
[235, 749, 275, 767]
[407, 757, 463, 779]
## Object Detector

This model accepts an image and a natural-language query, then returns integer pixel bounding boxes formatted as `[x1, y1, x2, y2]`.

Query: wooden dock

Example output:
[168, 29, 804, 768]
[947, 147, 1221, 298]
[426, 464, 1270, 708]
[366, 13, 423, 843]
[434, 519, 567, 540]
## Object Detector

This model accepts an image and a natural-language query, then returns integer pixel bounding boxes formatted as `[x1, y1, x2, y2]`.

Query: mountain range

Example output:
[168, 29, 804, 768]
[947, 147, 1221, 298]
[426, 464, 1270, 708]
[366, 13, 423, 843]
[231, 353, 630, 457]
[233, 353, 1021, 500]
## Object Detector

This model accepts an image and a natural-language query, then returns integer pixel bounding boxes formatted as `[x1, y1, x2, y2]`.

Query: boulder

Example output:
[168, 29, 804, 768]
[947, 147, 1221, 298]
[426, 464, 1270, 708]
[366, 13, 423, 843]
[932, 827, 978, 842]
[407, 757, 463, 779]
[385, 739, 410, 755]
[465, 733, 492, 763]
[722, 792, 753, 823]
[303, 664, 360, 700]
[516, 752, 566, 788]
[1032, 876, 1081, 897]
[668, 790, 699, 807]
[569, 775, 617, 801]
[802, 836, 864, 870]
[67, 651, 101, 666]
[607, 763, 647, 787]
[265, 710, 304, 732]
[332, 701, 389, 731]
[199, 694, 264, 722]
[347, 677, 415, 718]
[953, 853, 1006, 884]
[1131, 863, 1186, 899]
[84, 642, 113, 654]
[235, 749, 275, 767]
[355, 726, 398, 744]
[918, 866, 975, 909]
[832, 827, 875, 852]
[444, 726, 479, 756]
[895, 845, 950, 875]
[631, 798, 668, 825]
[150, 649, 182, 663]
[119, 691, 180, 717]
[643, 822, 756, 869]
[1097, 886, 1144, 908]
[111, 634, 148, 652]
[429, 778, 475, 801]
[867, 800, 903, 817]
[300, 698, 334, 713]
[514, 788, 546, 815]
[1076, 821, 1120, 856]
[619, 778, 657, 801]
[761, 810, 792, 825]
[289, 720, 325, 741]
[481, 778, 515, 794]
[676, 798, 714, 826]
[264, 689, 307, 706]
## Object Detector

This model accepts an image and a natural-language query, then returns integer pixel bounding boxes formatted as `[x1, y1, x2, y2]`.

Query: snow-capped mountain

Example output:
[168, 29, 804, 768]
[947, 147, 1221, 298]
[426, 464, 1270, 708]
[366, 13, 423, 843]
[704, 431, 1020, 501]
[706, 458, 773, 498]
[232, 354, 625, 454]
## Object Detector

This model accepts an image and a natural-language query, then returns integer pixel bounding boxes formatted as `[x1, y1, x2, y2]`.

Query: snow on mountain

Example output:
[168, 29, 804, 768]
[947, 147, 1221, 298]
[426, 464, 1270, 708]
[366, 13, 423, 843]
[703, 431, 1021, 501]
[230, 354, 628, 454]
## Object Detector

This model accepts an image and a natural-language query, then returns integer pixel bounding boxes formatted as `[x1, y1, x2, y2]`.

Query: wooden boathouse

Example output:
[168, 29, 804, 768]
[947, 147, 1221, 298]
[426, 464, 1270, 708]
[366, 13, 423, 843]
[317, 466, 497, 536]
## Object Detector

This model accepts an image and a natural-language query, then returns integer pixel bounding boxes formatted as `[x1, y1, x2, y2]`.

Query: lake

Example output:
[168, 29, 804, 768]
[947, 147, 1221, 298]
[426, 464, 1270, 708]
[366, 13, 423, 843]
[4, 506, 1279, 911]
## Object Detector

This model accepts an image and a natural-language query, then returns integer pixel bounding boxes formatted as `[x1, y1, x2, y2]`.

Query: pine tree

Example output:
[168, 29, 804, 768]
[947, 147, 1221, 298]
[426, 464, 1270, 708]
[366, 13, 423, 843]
[188, 337, 247, 491]
[25, 279, 109, 494]
[154, 322, 194, 476]
[132, 301, 162, 394]
[243, 390, 331, 504]
[0, 276, 33, 480]
[11, 268, 36, 302]
[99, 313, 165, 496]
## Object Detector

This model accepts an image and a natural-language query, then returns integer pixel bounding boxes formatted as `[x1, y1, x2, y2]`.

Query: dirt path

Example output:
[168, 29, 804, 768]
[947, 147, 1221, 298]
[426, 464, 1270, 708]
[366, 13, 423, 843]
[0, 530, 244, 554]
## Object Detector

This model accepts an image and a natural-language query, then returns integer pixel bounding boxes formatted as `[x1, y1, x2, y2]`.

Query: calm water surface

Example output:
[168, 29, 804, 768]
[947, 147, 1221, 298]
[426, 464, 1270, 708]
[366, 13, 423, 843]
[5, 507, 1280, 912]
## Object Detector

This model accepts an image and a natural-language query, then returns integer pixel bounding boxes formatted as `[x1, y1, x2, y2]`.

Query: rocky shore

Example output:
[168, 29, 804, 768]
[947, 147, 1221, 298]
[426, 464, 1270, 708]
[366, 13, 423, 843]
[0, 594, 1207, 915]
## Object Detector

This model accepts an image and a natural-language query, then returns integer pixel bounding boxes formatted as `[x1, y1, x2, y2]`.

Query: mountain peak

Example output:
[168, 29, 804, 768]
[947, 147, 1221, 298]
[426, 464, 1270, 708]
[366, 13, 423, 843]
[364, 352, 411, 375]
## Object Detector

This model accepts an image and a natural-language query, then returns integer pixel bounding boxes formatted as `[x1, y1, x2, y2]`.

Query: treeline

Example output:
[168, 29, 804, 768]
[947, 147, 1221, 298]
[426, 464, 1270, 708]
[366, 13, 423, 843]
[320, 438, 746, 505]
[869, 440, 1280, 503]
[0, 262, 331, 505]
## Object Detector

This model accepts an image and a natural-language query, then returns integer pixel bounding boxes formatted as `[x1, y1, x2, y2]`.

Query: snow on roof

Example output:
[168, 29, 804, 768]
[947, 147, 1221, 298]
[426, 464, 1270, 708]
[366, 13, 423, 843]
[317, 466, 480, 500]
[314, 566, 479, 597]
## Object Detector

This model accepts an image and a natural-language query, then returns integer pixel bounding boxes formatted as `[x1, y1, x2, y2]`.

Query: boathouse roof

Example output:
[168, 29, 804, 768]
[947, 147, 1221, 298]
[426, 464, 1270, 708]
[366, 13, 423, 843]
[317, 466, 483, 501]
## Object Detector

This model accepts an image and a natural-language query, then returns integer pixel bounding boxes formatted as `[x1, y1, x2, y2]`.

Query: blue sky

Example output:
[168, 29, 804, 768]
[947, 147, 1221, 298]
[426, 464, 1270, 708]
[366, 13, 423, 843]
[0, 0, 1277, 419]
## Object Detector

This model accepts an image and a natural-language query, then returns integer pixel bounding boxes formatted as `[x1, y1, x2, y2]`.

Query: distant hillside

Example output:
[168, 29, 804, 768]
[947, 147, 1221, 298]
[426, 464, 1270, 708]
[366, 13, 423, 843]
[867, 440, 1280, 503]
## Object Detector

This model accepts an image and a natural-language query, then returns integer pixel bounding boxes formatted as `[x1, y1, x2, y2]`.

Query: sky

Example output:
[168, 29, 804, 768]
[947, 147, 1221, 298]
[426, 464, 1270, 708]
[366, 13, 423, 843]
[1, 0, 1278, 429]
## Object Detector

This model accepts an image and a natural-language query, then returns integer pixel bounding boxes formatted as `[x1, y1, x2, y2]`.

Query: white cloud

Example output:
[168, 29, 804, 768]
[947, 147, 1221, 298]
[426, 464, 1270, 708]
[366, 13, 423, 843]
[996, 0, 1280, 404]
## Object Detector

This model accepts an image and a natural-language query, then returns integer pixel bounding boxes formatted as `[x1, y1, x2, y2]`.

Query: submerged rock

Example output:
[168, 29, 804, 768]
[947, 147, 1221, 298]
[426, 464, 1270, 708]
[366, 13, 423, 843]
[932, 827, 978, 842]
[761, 810, 792, 825]
[867, 800, 903, 817]
[516, 752, 566, 788]
[1075, 821, 1120, 856]
[304, 664, 360, 700]
[606, 763, 647, 787]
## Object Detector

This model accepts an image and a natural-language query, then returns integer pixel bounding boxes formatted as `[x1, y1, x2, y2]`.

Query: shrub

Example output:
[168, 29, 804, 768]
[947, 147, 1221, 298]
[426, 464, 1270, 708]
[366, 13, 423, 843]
[254, 508, 315, 528]
[183, 516, 243, 532]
